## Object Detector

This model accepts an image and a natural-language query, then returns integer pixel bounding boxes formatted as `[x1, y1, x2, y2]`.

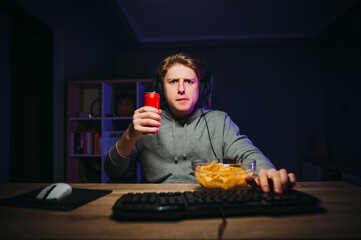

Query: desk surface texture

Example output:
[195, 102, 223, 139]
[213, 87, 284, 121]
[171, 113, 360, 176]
[1, 182, 361, 240]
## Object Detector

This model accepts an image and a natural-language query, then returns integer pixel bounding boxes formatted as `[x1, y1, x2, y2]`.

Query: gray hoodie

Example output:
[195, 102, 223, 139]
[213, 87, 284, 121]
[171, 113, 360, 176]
[105, 107, 275, 183]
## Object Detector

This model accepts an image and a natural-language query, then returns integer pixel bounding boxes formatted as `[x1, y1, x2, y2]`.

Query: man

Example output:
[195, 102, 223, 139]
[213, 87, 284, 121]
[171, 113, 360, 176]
[105, 53, 296, 193]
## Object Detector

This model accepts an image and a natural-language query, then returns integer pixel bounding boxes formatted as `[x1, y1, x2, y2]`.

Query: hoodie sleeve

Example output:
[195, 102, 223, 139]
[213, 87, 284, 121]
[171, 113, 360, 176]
[104, 144, 137, 181]
[221, 113, 275, 176]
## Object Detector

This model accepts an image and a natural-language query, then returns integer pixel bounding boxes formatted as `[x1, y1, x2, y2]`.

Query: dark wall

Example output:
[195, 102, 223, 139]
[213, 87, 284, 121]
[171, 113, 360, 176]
[9, 2, 54, 182]
[63, 24, 117, 81]
[0, 1, 11, 183]
[0, 0, 118, 182]
[320, 3, 361, 168]
[205, 46, 324, 175]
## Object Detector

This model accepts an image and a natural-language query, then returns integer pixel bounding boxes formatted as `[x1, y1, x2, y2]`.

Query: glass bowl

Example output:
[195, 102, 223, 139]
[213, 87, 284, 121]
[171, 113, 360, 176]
[192, 158, 255, 190]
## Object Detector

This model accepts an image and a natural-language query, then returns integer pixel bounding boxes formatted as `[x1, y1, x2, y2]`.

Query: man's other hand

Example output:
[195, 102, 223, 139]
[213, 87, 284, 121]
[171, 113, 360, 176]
[246, 168, 296, 194]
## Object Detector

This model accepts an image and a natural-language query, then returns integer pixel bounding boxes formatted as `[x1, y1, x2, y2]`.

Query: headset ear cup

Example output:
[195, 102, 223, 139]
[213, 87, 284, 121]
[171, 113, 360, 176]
[153, 75, 157, 93]
[153, 74, 167, 108]
[207, 72, 214, 98]
[153, 74, 162, 98]
[199, 72, 213, 106]
[203, 78, 210, 98]
[199, 81, 205, 99]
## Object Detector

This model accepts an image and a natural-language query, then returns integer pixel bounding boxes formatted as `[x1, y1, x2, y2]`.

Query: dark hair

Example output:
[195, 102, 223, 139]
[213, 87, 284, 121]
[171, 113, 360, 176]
[154, 53, 212, 108]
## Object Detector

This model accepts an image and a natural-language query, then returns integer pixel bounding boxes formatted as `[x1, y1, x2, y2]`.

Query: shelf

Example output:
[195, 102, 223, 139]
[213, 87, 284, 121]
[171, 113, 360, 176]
[104, 117, 133, 120]
[69, 117, 102, 121]
[66, 79, 153, 183]
[69, 154, 102, 158]
[69, 117, 132, 120]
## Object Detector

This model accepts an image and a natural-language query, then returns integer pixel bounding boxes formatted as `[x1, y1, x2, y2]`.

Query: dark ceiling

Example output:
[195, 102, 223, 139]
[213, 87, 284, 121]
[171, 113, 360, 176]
[13, 0, 359, 49]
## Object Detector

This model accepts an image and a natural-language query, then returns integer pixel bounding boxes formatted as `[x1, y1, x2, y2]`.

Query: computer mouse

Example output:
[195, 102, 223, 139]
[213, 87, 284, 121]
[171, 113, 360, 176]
[36, 183, 72, 203]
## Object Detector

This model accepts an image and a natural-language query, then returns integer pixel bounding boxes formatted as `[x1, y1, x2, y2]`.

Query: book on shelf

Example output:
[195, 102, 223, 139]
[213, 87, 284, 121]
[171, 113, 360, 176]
[94, 133, 101, 155]
[71, 131, 101, 155]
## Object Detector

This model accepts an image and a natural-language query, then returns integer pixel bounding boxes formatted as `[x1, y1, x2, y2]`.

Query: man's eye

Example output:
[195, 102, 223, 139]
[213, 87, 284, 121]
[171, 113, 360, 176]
[170, 80, 177, 84]
[185, 80, 194, 84]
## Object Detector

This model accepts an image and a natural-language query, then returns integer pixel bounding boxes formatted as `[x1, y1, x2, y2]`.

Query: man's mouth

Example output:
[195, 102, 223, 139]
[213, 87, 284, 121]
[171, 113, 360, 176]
[176, 98, 189, 101]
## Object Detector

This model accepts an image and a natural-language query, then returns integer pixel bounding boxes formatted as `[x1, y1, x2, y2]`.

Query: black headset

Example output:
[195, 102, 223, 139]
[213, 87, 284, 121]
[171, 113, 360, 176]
[153, 69, 214, 109]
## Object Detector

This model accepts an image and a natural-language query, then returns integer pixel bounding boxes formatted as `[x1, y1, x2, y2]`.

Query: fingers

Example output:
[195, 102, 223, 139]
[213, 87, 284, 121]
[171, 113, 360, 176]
[132, 119, 161, 133]
[132, 107, 162, 134]
[135, 106, 162, 118]
[279, 168, 290, 192]
[288, 172, 297, 188]
[261, 169, 283, 193]
[269, 169, 283, 194]
[138, 106, 162, 114]
[258, 169, 272, 192]
[256, 169, 296, 194]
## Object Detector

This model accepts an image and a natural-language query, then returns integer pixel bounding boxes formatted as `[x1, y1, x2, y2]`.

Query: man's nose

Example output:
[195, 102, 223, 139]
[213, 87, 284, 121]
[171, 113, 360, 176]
[178, 80, 185, 94]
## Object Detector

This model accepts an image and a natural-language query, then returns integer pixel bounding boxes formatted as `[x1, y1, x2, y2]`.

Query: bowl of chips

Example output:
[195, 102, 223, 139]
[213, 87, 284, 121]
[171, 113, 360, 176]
[192, 158, 255, 190]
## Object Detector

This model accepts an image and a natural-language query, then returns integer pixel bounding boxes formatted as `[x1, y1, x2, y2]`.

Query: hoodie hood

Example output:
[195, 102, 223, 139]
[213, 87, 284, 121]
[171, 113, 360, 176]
[161, 107, 211, 124]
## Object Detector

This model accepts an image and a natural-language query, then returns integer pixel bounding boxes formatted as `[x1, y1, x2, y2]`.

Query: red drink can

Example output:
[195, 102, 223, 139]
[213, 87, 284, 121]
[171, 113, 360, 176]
[144, 92, 160, 109]
[143, 92, 160, 134]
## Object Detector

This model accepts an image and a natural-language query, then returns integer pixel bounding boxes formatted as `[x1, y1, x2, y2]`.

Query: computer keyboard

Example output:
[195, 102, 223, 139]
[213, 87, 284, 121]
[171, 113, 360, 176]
[112, 189, 322, 220]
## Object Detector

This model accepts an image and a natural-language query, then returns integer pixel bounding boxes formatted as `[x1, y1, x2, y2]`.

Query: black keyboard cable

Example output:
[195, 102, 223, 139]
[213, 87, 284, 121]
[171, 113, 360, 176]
[218, 209, 227, 240]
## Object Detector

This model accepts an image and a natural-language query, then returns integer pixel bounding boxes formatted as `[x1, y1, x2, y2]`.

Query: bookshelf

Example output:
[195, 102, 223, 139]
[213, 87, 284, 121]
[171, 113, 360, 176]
[66, 79, 153, 183]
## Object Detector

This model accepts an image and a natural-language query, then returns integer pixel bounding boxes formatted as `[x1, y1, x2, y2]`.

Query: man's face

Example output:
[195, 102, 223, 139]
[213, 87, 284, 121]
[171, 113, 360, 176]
[163, 64, 199, 118]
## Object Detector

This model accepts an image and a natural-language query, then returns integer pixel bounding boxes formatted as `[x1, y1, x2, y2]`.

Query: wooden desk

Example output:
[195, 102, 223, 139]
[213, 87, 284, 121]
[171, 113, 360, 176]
[1, 182, 361, 240]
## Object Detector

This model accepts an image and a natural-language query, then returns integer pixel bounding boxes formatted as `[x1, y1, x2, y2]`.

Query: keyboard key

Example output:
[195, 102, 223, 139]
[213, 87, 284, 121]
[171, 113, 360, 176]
[176, 196, 185, 205]
[184, 192, 196, 205]
[149, 193, 157, 203]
